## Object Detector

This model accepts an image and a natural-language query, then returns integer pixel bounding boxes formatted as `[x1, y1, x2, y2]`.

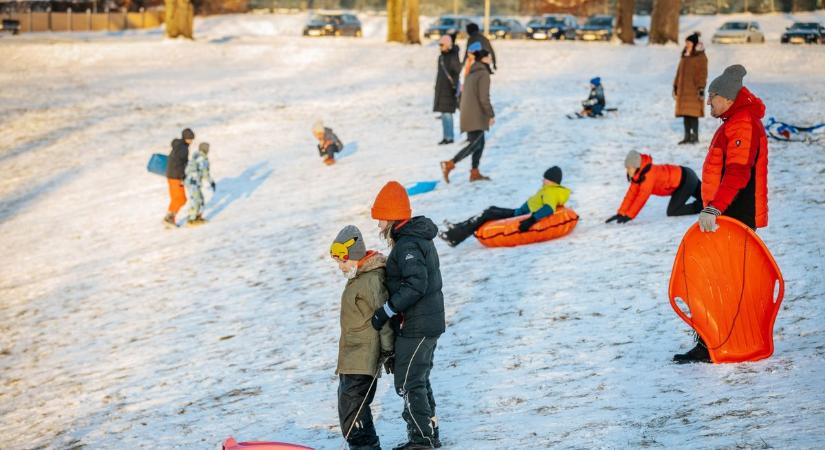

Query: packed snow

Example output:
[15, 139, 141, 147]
[1, 11, 824, 450]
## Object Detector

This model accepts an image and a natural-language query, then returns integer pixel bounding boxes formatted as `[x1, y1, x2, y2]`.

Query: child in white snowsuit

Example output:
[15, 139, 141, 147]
[313, 120, 343, 166]
[184, 142, 215, 225]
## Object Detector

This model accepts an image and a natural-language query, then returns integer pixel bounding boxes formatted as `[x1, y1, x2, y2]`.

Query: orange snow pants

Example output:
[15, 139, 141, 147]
[167, 178, 187, 215]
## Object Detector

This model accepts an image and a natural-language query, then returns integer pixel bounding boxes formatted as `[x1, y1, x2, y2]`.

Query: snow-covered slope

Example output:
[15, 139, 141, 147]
[1, 12, 824, 450]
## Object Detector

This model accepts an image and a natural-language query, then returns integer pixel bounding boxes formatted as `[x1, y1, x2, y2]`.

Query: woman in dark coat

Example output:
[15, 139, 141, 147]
[673, 32, 708, 145]
[434, 35, 461, 145]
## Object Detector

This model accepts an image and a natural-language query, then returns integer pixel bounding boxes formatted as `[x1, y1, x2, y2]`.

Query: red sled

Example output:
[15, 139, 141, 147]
[223, 437, 315, 450]
[668, 216, 784, 363]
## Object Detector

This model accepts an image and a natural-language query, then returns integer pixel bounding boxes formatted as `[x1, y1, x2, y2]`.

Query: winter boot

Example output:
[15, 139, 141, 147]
[438, 139, 453, 145]
[163, 212, 176, 227]
[469, 168, 490, 182]
[673, 340, 711, 364]
[392, 442, 434, 450]
[324, 156, 336, 166]
[438, 219, 476, 247]
[440, 160, 455, 183]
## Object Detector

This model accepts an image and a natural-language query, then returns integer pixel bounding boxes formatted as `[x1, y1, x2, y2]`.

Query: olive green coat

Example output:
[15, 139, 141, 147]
[336, 253, 395, 376]
[673, 49, 708, 118]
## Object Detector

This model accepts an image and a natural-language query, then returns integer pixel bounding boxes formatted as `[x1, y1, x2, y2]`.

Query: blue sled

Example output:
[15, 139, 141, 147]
[147, 153, 168, 176]
[406, 180, 438, 196]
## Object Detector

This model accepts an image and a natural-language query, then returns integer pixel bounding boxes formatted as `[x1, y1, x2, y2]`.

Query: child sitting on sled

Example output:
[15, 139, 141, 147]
[329, 226, 394, 450]
[184, 142, 215, 226]
[578, 77, 606, 118]
[313, 120, 343, 166]
[439, 166, 570, 247]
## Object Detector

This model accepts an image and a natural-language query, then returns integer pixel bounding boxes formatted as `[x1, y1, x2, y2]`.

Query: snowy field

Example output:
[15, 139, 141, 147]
[1, 12, 825, 450]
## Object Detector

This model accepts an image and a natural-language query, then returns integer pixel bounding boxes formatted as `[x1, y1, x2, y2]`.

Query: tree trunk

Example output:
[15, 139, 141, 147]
[386, 0, 404, 43]
[616, 0, 636, 44]
[649, 0, 679, 44]
[405, 0, 420, 44]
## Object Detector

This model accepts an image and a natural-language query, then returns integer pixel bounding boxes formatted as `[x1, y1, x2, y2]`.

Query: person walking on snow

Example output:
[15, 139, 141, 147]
[330, 225, 395, 450]
[369, 182, 445, 450]
[463, 22, 496, 71]
[163, 128, 194, 227]
[434, 35, 461, 145]
[673, 64, 770, 364]
[605, 151, 702, 224]
[439, 166, 569, 247]
[441, 45, 495, 183]
[313, 120, 343, 166]
[578, 77, 606, 118]
[673, 32, 708, 144]
[184, 142, 216, 226]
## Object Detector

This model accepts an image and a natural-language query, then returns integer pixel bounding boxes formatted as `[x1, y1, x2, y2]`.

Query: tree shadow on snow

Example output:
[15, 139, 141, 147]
[205, 161, 272, 220]
[336, 142, 358, 159]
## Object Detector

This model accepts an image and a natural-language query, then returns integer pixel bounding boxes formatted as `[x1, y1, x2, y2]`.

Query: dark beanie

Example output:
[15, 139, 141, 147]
[544, 166, 562, 184]
[686, 32, 700, 45]
[466, 22, 479, 35]
[182, 128, 195, 140]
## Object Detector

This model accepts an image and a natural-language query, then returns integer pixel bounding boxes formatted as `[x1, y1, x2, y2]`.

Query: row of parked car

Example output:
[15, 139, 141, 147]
[299, 12, 825, 46]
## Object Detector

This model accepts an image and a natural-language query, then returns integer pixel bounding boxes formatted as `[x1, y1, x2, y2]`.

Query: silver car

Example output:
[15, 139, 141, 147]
[712, 21, 765, 44]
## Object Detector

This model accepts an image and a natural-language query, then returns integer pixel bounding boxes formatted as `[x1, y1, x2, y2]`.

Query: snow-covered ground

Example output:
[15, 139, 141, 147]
[1, 12, 824, 450]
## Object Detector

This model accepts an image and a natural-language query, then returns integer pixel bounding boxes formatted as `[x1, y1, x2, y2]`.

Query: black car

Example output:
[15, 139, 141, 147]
[303, 13, 362, 38]
[425, 16, 476, 40]
[781, 22, 824, 44]
[577, 15, 614, 41]
[527, 14, 577, 40]
[485, 17, 527, 40]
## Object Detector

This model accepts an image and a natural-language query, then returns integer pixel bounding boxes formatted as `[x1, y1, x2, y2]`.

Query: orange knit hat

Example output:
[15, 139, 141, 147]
[371, 181, 412, 220]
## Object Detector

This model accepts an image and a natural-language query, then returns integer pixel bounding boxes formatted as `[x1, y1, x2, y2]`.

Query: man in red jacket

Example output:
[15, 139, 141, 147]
[674, 64, 770, 363]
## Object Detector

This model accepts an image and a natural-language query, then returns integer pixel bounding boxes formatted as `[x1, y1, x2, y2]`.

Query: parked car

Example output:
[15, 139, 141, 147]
[485, 17, 527, 39]
[303, 13, 362, 38]
[712, 21, 765, 44]
[527, 14, 577, 40]
[781, 22, 825, 44]
[424, 16, 476, 40]
[633, 23, 649, 38]
[577, 15, 614, 41]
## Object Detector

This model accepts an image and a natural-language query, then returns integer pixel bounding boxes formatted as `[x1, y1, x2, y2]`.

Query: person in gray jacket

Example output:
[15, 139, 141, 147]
[440, 47, 495, 183]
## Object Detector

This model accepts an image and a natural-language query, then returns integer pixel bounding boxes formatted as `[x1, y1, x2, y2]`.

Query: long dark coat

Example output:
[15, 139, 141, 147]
[433, 46, 461, 114]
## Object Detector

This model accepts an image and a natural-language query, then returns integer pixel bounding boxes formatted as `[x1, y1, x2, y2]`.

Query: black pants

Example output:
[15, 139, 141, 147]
[683, 116, 699, 142]
[452, 130, 485, 169]
[442, 206, 515, 246]
[667, 166, 703, 217]
[338, 374, 380, 450]
[394, 336, 439, 446]
[319, 143, 341, 158]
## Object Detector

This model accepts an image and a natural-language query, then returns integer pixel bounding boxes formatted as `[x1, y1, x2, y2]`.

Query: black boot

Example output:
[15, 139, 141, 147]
[438, 218, 477, 247]
[673, 340, 711, 364]
[392, 442, 434, 450]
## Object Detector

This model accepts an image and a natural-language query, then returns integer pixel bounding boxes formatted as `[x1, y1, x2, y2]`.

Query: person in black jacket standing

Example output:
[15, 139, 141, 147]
[369, 181, 445, 450]
[434, 35, 461, 145]
[164, 128, 194, 227]
[463, 22, 496, 70]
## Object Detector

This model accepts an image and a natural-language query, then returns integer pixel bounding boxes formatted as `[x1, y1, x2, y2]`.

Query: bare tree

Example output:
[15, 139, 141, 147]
[387, 0, 404, 43]
[649, 0, 680, 44]
[616, 0, 636, 44]
[405, 0, 421, 44]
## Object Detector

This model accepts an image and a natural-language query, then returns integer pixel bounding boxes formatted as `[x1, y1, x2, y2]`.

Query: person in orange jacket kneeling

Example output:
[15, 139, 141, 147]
[606, 151, 702, 224]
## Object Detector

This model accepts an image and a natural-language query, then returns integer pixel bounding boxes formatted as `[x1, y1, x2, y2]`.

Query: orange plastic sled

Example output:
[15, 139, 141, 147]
[223, 437, 314, 450]
[474, 207, 579, 248]
[668, 216, 784, 363]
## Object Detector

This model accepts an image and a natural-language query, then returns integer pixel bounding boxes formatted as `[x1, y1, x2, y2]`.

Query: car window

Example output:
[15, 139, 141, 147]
[439, 18, 456, 27]
[587, 16, 612, 26]
[721, 22, 748, 30]
[790, 23, 816, 30]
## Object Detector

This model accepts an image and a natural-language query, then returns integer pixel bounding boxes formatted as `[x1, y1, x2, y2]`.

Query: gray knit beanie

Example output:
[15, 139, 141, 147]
[625, 150, 642, 169]
[330, 225, 367, 261]
[708, 64, 747, 100]
[199, 142, 210, 154]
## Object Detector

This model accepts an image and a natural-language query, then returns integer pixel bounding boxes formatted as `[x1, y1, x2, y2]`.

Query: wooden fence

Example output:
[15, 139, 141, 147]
[5, 9, 163, 33]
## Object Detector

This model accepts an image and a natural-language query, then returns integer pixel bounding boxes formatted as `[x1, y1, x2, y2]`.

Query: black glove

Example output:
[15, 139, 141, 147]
[210, 181, 216, 191]
[371, 307, 390, 331]
[616, 215, 632, 224]
[605, 214, 622, 223]
[518, 216, 537, 232]
[381, 351, 395, 374]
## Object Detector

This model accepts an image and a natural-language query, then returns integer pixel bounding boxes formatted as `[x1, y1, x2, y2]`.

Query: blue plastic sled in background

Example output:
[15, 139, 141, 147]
[406, 180, 438, 196]
[147, 153, 168, 176]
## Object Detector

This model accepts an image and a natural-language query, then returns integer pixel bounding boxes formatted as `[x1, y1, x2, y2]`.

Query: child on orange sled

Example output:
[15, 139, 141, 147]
[439, 166, 570, 247]
[313, 120, 344, 165]
[605, 150, 703, 224]
[330, 225, 394, 450]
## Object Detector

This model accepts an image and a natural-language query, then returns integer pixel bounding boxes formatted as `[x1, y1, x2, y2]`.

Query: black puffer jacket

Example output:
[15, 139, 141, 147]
[464, 32, 497, 69]
[386, 216, 445, 338]
[166, 138, 189, 180]
[434, 45, 461, 114]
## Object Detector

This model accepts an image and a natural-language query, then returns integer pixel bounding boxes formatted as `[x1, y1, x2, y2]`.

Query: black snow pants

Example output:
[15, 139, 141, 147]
[667, 166, 703, 217]
[319, 143, 341, 158]
[442, 206, 515, 246]
[683, 116, 699, 142]
[394, 336, 439, 447]
[338, 374, 381, 450]
[451, 130, 485, 169]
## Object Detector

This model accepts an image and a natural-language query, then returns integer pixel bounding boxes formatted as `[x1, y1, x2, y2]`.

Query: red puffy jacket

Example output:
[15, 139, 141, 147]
[702, 87, 769, 229]
[618, 154, 683, 219]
